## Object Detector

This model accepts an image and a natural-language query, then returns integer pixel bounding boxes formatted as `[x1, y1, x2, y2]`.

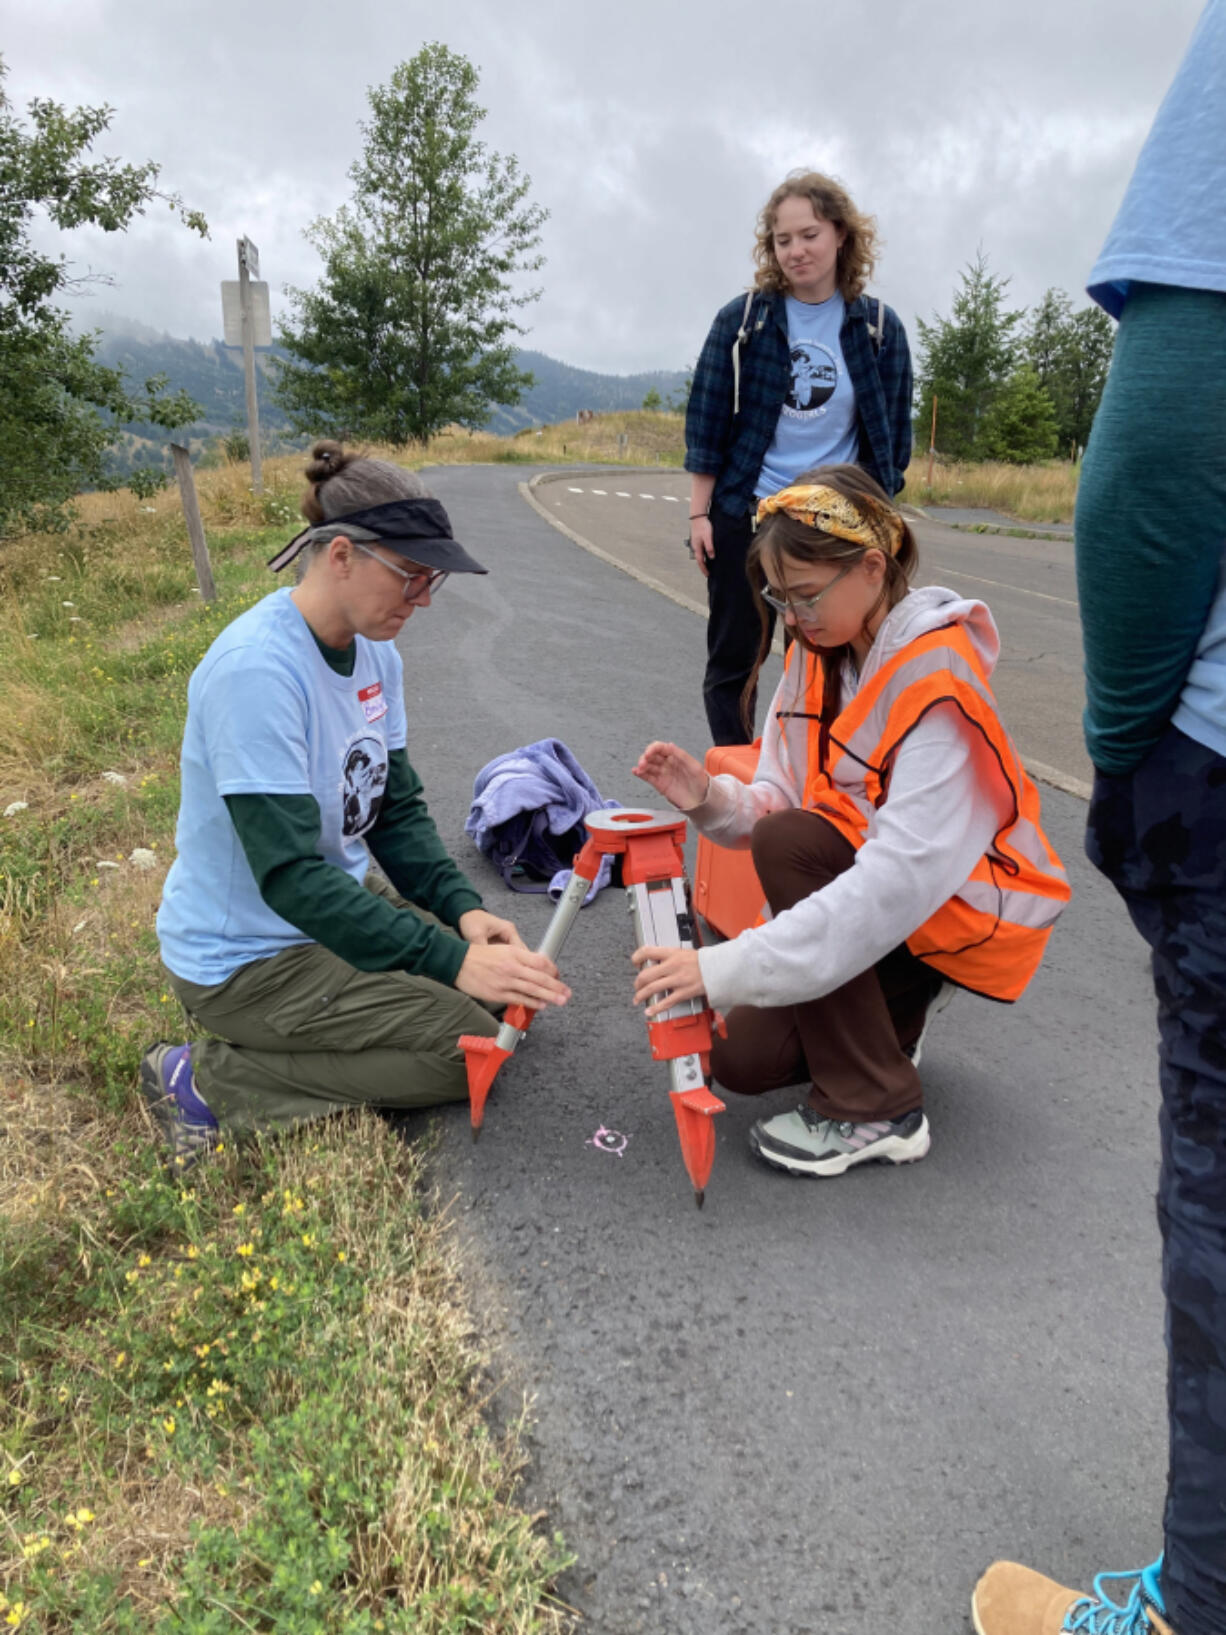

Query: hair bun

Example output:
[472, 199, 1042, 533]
[305, 439, 348, 484]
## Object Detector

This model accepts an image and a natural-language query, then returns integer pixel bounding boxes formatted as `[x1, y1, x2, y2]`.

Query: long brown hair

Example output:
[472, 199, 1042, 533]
[742, 464, 918, 763]
[752, 172, 880, 304]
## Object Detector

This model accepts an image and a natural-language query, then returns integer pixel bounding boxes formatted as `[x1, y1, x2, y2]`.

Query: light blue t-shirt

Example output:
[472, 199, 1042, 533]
[158, 588, 408, 985]
[1088, 0, 1226, 759]
[755, 292, 860, 498]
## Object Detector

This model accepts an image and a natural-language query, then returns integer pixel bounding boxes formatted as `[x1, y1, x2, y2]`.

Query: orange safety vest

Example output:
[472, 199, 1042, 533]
[788, 624, 1070, 1003]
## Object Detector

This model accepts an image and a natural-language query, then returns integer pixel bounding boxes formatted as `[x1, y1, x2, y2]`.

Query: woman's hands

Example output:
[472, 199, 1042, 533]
[455, 909, 571, 1009]
[632, 741, 710, 811]
[458, 908, 524, 948]
[631, 946, 706, 1020]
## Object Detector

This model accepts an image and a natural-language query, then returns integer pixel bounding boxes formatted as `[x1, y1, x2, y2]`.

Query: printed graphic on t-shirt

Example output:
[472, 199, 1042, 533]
[340, 733, 388, 837]
[782, 341, 839, 420]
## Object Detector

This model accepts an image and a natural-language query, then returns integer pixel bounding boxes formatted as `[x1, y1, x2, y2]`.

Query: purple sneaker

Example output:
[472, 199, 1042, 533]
[139, 1041, 218, 1171]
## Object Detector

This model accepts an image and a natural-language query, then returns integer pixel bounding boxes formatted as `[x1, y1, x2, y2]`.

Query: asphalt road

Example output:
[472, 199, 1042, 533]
[530, 468, 1090, 792]
[399, 464, 1163, 1635]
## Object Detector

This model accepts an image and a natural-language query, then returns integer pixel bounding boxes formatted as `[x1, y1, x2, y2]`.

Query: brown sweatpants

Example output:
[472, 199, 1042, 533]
[709, 809, 943, 1122]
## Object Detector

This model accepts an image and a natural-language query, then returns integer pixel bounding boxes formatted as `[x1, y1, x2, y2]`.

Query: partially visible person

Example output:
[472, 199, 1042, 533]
[142, 443, 569, 1169]
[632, 464, 1068, 1179]
[684, 170, 913, 745]
[972, 5, 1226, 1633]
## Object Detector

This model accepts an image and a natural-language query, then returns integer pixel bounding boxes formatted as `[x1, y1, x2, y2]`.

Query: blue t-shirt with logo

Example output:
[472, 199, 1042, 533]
[1087, 0, 1226, 758]
[755, 292, 860, 498]
[158, 588, 408, 985]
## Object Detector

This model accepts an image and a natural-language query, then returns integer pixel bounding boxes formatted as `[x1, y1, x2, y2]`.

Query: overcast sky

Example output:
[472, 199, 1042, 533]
[1, 0, 1206, 375]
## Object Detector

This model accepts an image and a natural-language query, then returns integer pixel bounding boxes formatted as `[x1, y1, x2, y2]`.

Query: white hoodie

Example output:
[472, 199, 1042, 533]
[691, 586, 1016, 1013]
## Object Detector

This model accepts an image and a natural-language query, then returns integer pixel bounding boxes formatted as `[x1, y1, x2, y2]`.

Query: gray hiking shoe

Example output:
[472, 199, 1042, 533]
[749, 1105, 930, 1177]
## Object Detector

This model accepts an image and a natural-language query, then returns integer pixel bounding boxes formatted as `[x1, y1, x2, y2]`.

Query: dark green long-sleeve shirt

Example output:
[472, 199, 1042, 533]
[222, 630, 482, 986]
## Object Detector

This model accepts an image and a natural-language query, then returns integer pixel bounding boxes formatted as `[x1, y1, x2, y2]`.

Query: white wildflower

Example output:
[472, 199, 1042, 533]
[128, 848, 158, 871]
[62, 601, 75, 607]
[96, 860, 121, 871]
[3, 801, 29, 818]
[101, 771, 128, 786]
[72, 919, 88, 934]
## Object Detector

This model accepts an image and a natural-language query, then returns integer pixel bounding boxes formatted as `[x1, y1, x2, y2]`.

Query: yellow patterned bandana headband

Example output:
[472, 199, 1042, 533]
[755, 483, 906, 557]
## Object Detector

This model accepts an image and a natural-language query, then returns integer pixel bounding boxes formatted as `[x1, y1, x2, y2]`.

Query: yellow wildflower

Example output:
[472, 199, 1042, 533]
[137, 1253, 152, 1268]
[300, 1233, 315, 1249]
[236, 1242, 255, 1258]
[232, 1202, 245, 1216]
[309, 1581, 323, 1596]
[162, 1415, 176, 1435]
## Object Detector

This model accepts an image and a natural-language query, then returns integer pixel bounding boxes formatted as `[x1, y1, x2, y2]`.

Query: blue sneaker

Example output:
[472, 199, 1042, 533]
[139, 1042, 218, 1171]
[972, 1555, 1172, 1635]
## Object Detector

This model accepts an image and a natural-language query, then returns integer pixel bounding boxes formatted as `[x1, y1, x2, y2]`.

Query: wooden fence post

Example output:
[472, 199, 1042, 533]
[170, 443, 218, 603]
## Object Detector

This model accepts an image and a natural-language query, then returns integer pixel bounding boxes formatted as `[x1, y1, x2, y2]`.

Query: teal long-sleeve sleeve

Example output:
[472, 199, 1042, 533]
[1075, 284, 1226, 774]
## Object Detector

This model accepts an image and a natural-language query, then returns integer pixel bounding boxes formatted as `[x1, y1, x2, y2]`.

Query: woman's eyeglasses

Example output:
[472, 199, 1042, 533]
[354, 540, 448, 600]
[759, 560, 857, 617]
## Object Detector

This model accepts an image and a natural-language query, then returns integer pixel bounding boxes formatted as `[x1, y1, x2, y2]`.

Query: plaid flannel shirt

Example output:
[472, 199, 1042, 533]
[684, 290, 913, 515]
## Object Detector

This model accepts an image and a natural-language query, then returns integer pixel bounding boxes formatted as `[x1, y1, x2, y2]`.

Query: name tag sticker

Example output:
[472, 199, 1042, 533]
[358, 682, 388, 723]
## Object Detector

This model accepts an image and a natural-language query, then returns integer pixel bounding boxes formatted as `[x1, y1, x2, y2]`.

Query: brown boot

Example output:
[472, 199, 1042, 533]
[972, 1559, 1174, 1634]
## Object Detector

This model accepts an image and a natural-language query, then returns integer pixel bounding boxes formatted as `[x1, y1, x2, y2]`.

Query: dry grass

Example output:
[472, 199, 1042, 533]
[903, 455, 1079, 523]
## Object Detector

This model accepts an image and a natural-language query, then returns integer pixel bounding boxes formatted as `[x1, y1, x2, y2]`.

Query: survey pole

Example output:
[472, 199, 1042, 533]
[237, 236, 263, 494]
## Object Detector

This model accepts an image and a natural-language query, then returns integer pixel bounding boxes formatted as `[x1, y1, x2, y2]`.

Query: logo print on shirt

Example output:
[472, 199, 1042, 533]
[782, 340, 838, 420]
[358, 681, 388, 723]
[341, 734, 388, 838]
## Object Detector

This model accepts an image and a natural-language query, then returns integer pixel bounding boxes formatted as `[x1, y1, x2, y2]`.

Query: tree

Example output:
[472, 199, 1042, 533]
[912, 252, 1024, 460]
[641, 387, 663, 411]
[275, 44, 547, 445]
[0, 59, 207, 537]
[1025, 290, 1115, 456]
[980, 363, 1060, 463]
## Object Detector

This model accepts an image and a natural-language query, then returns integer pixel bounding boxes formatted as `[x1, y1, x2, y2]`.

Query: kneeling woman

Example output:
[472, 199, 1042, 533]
[143, 443, 568, 1167]
[632, 464, 1069, 1179]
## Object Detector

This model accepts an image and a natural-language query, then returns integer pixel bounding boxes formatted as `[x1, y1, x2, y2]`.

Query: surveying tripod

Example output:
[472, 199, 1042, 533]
[459, 808, 726, 1206]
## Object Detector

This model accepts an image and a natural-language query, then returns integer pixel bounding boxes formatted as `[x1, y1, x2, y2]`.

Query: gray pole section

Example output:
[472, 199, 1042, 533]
[237, 237, 263, 495]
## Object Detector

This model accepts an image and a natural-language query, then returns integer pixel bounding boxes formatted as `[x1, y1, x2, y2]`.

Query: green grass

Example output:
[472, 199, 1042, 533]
[0, 496, 573, 1633]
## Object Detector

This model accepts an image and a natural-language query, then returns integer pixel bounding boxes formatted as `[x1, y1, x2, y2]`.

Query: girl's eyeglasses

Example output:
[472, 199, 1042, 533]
[759, 560, 857, 617]
[354, 540, 448, 600]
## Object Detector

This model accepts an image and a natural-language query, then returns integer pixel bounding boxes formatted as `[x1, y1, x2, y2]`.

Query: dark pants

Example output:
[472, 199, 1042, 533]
[710, 809, 941, 1120]
[1087, 724, 1226, 1635]
[703, 504, 777, 746]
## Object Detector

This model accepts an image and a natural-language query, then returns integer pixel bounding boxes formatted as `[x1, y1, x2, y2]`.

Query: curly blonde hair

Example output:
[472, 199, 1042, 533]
[752, 172, 879, 303]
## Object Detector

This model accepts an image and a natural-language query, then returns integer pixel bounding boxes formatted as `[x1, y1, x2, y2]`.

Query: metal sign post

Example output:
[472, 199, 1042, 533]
[237, 236, 263, 494]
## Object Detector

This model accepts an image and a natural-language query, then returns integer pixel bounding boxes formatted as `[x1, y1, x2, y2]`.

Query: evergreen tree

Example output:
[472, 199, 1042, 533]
[913, 252, 1023, 460]
[0, 60, 206, 536]
[1025, 288, 1115, 456]
[980, 363, 1060, 463]
[275, 44, 547, 445]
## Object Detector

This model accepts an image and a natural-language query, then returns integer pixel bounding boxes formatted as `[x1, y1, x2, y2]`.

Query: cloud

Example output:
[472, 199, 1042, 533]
[3, 0, 1207, 370]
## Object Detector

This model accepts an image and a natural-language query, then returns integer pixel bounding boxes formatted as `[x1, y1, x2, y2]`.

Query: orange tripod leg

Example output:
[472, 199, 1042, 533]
[669, 1086, 725, 1208]
[457, 836, 603, 1137]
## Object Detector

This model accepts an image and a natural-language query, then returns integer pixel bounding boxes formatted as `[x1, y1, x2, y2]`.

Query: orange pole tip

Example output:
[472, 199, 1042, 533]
[669, 1086, 725, 1197]
[458, 1034, 512, 1132]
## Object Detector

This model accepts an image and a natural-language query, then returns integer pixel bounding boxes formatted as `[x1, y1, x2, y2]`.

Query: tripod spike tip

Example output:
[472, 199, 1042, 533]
[694, 1188, 705, 1210]
[471, 1123, 482, 1145]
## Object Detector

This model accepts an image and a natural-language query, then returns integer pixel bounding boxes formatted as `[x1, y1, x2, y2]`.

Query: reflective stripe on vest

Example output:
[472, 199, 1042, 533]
[792, 625, 1070, 1003]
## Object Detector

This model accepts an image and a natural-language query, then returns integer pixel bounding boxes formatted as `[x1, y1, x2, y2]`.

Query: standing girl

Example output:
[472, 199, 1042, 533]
[685, 171, 913, 744]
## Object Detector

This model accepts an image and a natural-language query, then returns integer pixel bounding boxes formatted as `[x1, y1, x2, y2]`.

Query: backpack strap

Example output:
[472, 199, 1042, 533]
[865, 296, 885, 355]
[731, 289, 756, 416]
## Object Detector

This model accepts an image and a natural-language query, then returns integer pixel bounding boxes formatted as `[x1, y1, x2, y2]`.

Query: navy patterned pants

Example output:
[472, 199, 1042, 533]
[1087, 724, 1226, 1635]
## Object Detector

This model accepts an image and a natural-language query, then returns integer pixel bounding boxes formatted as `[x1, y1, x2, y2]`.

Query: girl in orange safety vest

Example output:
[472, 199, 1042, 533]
[632, 463, 1070, 1180]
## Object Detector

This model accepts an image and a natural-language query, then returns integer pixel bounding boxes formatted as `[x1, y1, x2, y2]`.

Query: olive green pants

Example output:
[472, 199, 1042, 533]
[165, 876, 498, 1136]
